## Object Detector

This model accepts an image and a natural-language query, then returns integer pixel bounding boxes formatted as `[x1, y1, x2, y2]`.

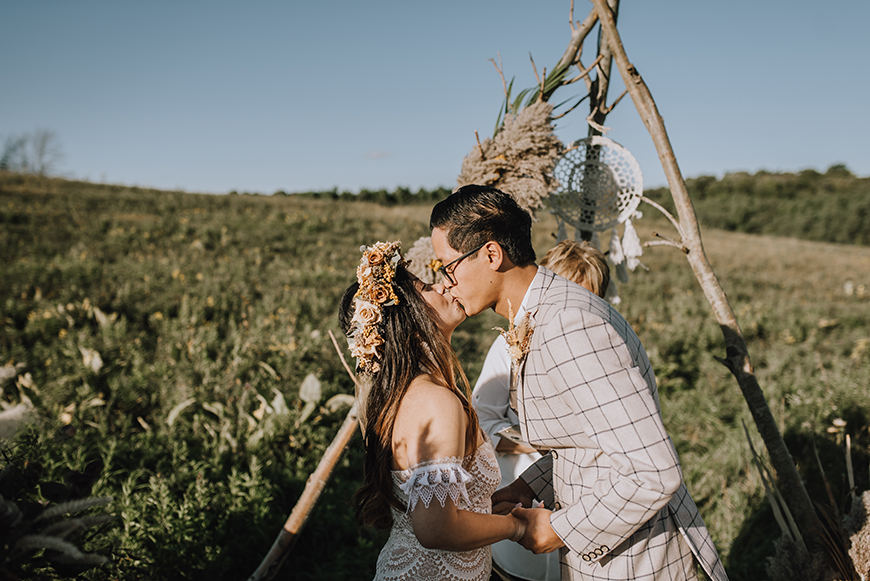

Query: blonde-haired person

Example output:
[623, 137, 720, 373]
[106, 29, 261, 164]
[539, 240, 610, 300]
[339, 241, 525, 581]
[470, 239, 609, 581]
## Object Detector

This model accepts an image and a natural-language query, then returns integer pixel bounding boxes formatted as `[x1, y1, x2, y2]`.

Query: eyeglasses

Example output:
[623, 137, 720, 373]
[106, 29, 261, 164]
[437, 242, 486, 285]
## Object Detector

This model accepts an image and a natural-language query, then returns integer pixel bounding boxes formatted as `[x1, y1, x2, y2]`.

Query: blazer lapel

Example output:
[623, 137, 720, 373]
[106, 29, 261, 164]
[509, 353, 527, 412]
[513, 266, 553, 423]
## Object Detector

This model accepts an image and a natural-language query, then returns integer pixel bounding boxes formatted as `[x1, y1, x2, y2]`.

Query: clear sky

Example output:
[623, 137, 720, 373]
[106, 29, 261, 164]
[2, 1, 868, 194]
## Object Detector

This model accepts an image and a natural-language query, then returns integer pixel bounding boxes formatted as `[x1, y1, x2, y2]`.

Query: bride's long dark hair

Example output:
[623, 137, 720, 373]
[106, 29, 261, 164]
[339, 265, 478, 530]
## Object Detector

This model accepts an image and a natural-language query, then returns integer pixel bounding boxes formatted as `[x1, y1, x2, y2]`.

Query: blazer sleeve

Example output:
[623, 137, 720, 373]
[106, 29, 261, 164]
[519, 451, 555, 508]
[533, 308, 683, 560]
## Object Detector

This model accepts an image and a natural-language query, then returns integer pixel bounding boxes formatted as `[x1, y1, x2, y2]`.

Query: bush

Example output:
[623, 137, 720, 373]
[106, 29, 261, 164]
[645, 166, 870, 246]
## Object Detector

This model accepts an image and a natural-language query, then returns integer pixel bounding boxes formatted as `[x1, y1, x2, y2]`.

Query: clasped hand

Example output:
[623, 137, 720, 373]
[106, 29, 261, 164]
[492, 479, 565, 554]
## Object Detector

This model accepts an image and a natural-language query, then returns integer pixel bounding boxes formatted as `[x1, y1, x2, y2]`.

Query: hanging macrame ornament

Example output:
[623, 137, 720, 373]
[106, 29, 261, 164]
[550, 135, 643, 235]
[621, 217, 644, 272]
[608, 227, 629, 283]
[548, 136, 644, 304]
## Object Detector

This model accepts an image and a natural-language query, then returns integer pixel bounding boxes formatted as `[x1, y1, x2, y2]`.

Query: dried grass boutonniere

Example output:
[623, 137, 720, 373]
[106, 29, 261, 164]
[494, 300, 534, 370]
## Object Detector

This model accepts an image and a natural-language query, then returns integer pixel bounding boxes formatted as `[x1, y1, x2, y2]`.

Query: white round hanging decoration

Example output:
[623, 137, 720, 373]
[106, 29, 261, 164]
[549, 136, 643, 233]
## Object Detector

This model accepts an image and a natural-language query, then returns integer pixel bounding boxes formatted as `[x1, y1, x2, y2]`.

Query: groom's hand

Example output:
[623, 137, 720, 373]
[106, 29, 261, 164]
[511, 506, 565, 553]
[491, 478, 535, 515]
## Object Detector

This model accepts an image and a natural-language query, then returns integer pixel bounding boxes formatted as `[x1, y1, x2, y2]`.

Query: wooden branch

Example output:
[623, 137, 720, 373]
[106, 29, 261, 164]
[645, 233, 688, 253]
[594, 57, 610, 85]
[530, 53, 541, 88]
[585, 113, 610, 134]
[557, 8, 598, 70]
[565, 54, 604, 85]
[551, 93, 590, 120]
[590, 0, 822, 545]
[604, 88, 628, 114]
[246, 330, 362, 581]
[489, 54, 508, 104]
[329, 328, 369, 431]
[587, 0, 619, 137]
[328, 329, 360, 389]
[560, 141, 582, 155]
[579, 59, 594, 93]
[575, 53, 604, 94]
[640, 194, 681, 233]
[643, 239, 688, 253]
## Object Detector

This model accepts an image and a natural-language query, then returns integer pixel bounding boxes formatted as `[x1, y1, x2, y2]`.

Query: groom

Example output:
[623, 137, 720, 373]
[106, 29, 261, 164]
[430, 185, 728, 581]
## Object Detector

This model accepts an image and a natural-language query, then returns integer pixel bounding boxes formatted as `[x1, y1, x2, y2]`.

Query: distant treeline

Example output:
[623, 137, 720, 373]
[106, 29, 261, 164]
[266, 186, 453, 205]
[281, 164, 870, 247]
[644, 164, 870, 246]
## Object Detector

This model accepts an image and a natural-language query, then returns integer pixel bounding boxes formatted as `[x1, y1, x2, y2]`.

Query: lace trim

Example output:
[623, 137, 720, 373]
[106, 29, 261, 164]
[397, 460, 472, 513]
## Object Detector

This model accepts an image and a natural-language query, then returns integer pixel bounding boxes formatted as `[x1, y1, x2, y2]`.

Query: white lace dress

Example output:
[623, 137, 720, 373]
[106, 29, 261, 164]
[373, 437, 501, 581]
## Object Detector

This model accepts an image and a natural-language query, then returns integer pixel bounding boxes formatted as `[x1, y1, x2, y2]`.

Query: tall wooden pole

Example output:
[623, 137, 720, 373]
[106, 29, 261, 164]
[246, 402, 360, 581]
[587, 0, 619, 137]
[588, 0, 822, 545]
[247, 331, 363, 581]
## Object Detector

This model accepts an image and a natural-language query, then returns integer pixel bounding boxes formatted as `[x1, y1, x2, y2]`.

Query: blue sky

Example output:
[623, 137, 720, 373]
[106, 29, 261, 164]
[2, 1, 868, 194]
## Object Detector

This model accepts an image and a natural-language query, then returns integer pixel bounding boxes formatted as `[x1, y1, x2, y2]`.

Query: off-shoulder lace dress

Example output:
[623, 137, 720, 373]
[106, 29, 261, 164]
[373, 436, 501, 581]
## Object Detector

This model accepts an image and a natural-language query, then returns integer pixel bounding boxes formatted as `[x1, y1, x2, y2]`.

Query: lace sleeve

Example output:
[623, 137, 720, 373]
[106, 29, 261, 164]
[398, 459, 472, 513]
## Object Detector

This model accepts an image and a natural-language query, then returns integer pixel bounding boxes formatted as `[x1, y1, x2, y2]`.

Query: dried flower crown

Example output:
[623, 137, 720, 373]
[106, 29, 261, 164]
[347, 241, 405, 374]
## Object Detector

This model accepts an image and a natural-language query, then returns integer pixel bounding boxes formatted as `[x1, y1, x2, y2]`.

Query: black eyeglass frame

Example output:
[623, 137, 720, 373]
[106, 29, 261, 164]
[437, 242, 487, 285]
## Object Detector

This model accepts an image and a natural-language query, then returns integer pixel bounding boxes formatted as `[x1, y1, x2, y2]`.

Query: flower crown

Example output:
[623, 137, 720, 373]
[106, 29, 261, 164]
[347, 241, 405, 374]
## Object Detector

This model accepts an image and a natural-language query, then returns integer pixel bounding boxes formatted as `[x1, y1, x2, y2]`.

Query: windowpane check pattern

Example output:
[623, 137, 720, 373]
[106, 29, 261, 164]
[513, 267, 729, 581]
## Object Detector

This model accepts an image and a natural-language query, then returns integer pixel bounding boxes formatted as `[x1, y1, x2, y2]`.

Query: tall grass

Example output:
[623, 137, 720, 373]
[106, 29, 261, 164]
[1, 173, 868, 580]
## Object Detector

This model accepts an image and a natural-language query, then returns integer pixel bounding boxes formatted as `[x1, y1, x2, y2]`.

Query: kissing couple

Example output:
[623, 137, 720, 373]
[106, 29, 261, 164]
[339, 185, 728, 581]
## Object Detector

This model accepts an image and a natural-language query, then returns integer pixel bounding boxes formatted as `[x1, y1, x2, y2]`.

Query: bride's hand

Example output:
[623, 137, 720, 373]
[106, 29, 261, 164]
[492, 478, 535, 515]
[510, 514, 527, 543]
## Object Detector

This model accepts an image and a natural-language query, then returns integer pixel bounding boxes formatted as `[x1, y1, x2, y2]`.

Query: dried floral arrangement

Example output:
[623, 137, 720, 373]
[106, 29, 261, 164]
[405, 237, 443, 285]
[456, 101, 563, 218]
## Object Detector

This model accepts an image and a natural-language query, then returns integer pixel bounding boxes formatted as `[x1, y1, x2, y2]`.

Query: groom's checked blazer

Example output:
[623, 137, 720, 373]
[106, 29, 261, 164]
[514, 267, 728, 581]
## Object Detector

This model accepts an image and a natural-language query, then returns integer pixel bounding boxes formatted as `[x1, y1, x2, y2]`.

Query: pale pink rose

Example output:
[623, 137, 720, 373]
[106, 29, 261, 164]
[351, 300, 381, 327]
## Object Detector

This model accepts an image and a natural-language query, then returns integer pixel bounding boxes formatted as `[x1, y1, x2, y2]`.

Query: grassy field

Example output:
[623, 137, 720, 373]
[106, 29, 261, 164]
[1, 173, 868, 580]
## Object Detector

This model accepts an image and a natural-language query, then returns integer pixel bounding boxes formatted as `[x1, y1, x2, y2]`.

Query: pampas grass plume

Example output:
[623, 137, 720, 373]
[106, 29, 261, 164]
[457, 102, 562, 218]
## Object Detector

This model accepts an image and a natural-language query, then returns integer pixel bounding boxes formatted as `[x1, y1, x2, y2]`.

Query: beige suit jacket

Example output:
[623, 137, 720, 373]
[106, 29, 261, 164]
[515, 267, 728, 581]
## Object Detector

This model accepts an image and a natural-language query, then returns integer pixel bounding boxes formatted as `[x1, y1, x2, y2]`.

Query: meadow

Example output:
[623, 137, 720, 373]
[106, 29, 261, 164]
[1, 172, 868, 580]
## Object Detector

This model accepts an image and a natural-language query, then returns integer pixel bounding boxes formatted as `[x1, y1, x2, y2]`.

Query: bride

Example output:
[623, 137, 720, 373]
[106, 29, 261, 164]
[339, 241, 526, 581]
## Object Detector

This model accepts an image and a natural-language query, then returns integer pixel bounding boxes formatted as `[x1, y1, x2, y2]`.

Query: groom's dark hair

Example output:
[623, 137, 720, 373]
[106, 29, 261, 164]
[430, 185, 536, 266]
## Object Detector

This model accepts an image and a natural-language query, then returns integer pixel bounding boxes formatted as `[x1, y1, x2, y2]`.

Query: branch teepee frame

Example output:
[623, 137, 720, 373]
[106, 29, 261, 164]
[584, 0, 822, 544]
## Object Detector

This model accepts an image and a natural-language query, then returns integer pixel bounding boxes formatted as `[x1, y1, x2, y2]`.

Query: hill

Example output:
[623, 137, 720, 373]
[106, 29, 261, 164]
[0, 172, 868, 580]
[644, 164, 870, 246]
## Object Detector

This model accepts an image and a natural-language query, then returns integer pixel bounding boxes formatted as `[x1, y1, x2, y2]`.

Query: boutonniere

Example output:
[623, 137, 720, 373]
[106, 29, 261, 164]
[494, 300, 534, 370]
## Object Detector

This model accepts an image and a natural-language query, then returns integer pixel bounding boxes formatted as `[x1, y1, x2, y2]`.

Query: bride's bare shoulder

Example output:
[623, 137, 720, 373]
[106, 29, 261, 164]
[402, 374, 461, 405]
[392, 375, 468, 469]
